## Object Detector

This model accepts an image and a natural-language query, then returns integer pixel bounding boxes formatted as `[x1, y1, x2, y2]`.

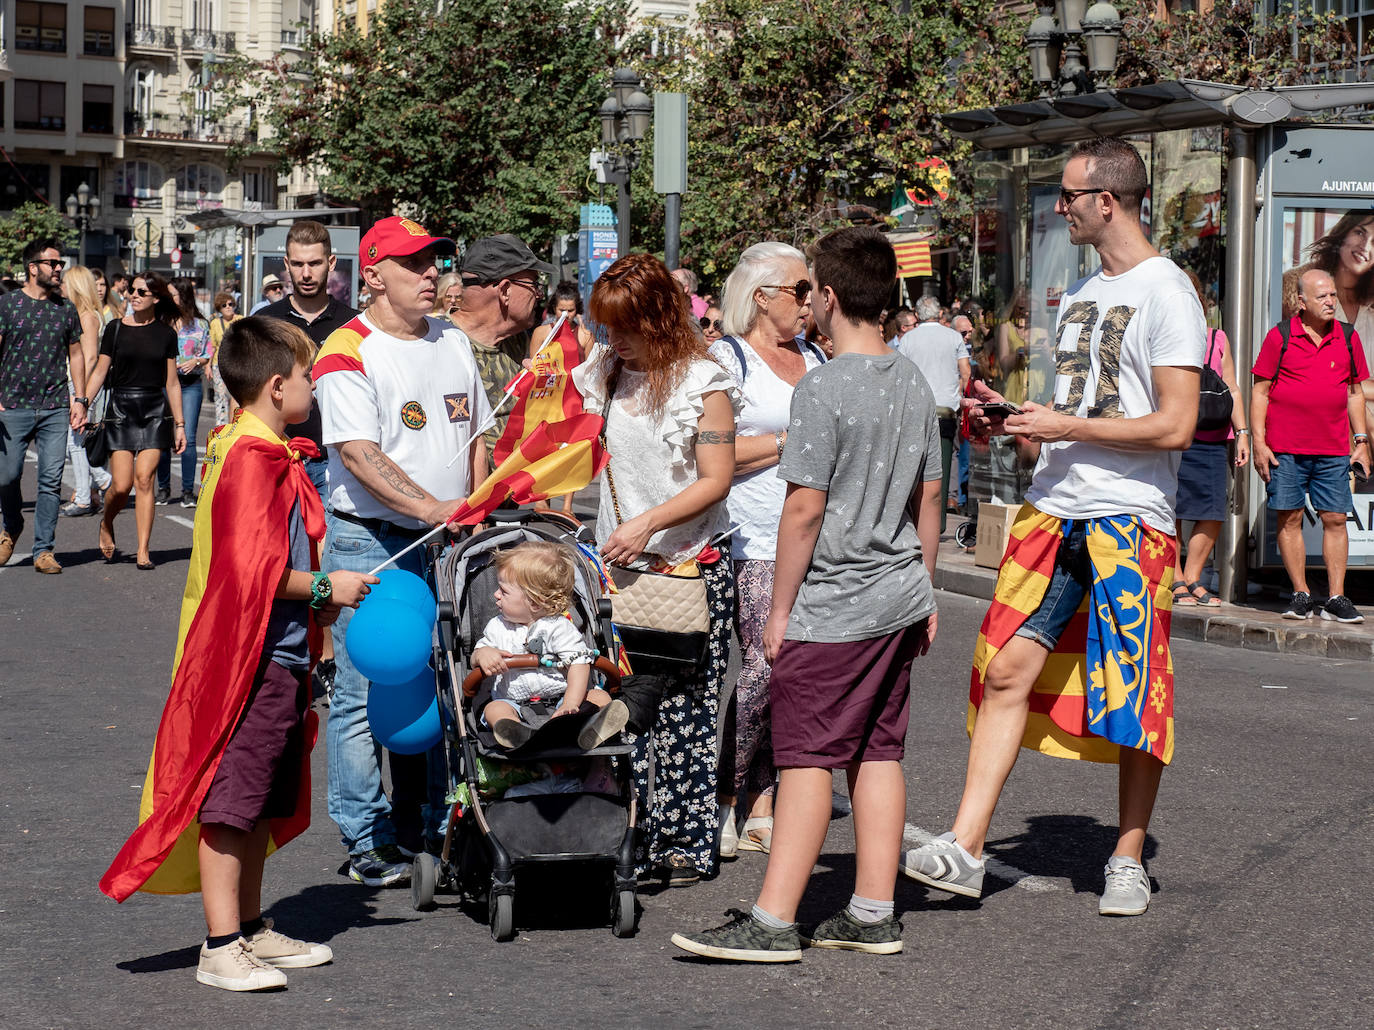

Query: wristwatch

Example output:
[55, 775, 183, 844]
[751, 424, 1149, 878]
[309, 571, 334, 609]
[73, 396, 89, 406]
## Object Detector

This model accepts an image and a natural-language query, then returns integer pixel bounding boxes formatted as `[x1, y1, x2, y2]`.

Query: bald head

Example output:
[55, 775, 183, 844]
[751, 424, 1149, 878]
[1299, 268, 1338, 329]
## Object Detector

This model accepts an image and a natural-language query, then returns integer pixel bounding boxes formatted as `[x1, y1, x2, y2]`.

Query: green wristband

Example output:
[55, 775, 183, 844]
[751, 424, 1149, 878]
[309, 571, 333, 610]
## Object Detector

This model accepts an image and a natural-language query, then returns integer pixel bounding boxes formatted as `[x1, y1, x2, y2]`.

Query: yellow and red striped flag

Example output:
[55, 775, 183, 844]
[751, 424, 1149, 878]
[891, 238, 932, 278]
[492, 315, 584, 466]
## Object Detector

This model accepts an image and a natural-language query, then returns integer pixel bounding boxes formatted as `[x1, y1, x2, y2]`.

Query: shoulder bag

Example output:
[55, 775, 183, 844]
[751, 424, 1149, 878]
[1195, 328, 1234, 433]
[82, 321, 118, 467]
[600, 369, 711, 669]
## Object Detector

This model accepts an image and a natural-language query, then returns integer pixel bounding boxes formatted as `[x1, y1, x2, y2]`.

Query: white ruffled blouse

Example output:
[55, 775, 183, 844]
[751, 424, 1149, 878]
[574, 350, 741, 565]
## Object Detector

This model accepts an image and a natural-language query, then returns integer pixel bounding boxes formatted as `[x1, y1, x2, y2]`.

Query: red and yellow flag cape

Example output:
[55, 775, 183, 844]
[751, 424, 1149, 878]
[100, 411, 326, 901]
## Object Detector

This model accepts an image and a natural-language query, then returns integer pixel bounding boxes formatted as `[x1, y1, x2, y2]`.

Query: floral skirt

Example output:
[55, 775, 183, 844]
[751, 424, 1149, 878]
[717, 558, 776, 803]
[629, 554, 733, 878]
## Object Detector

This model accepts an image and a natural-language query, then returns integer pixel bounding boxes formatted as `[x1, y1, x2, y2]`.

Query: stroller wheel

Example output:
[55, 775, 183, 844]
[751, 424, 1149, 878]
[489, 892, 515, 942]
[955, 518, 977, 550]
[611, 888, 637, 938]
[411, 852, 438, 911]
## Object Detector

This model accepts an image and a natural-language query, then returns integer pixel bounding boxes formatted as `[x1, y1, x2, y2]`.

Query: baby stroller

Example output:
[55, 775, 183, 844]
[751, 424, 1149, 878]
[411, 509, 638, 941]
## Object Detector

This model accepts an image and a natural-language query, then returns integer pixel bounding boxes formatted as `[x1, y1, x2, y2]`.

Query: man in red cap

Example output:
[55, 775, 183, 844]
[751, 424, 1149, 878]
[312, 216, 493, 886]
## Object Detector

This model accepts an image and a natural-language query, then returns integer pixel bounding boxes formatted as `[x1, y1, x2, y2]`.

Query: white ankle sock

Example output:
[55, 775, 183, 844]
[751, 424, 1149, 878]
[846, 894, 894, 924]
[751, 904, 794, 929]
[939, 830, 982, 866]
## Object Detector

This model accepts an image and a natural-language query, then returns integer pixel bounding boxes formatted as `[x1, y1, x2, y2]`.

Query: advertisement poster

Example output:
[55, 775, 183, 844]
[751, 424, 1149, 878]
[1264, 205, 1374, 566]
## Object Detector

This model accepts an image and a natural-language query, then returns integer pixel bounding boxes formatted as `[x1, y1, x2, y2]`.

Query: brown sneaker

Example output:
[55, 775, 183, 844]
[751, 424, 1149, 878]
[195, 937, 287, 992]
[33, 551, 62, 574]
[247, 918, 333, 968]
[0, 531, 14, 565]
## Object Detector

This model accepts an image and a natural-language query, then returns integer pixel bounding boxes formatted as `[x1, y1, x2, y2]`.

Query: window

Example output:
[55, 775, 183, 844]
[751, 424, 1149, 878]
[60, 168, 101, 208]
[15, 2, 67, 52]
[241, 168, 277, 208]
[128, 66, 158, 124]
[0, 162, 51, 211]
[114, 160, 164, 209]
[175, 163, 225, 208]
[14, 80, 66, 131]
[84, 7, 115, 56]
[82, 85, 114, 134]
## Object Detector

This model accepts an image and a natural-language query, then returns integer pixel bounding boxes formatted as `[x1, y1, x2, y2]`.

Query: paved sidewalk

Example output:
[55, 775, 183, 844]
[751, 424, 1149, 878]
[932, 542, 1374, 662]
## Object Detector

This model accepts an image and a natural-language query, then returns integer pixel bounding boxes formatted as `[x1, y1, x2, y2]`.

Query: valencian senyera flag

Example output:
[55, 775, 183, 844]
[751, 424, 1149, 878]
[446, 412, 608, 527]
[492, 314, 584, 466]
[968, 504, 1176, 766]
[100, 411, 325, 901]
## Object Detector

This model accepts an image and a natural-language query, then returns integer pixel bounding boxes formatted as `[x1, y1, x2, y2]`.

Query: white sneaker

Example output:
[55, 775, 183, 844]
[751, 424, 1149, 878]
[196, 937, 287, 992]
[1099, 855, 1151, 916]
[247, 918, 333, 968]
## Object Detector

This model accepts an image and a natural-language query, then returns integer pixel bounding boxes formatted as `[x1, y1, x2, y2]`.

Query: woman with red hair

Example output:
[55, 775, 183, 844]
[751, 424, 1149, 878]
[573, 253, 740, 886]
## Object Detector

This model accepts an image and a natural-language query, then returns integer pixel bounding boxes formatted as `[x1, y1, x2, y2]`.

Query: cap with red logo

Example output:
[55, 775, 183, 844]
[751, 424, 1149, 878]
[359, 216, 456, 272]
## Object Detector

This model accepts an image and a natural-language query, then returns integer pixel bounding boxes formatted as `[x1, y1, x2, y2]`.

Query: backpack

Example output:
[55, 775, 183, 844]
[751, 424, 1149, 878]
[721, 334, 826, 382]
[1272, 318, 1357, 382]
[1196, 328, 1233, 433]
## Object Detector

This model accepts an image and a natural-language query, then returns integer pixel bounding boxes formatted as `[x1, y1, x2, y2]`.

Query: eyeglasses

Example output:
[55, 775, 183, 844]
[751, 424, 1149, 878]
[763, 280, 811, 303]
[1058, 187, 1115, 206]
[508, 278, 545, 300]
[699, 317, 723, 332]
[131, 287, 154, 297]
[33, 258, 66, 271]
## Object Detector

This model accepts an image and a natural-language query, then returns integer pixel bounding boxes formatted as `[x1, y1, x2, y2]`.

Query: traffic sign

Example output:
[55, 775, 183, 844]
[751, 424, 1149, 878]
[171, 247, 182, 268]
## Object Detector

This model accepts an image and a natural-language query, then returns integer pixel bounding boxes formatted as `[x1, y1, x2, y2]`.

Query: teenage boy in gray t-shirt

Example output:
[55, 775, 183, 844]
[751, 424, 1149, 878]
[672, 226, 943, 963]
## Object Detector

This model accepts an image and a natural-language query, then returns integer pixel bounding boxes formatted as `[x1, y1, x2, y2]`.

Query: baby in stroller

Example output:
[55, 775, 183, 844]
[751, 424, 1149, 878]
[474, 541, 628, 752]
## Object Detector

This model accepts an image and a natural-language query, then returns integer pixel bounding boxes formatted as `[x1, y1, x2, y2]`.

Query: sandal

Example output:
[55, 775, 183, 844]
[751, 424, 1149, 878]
[736, 816, 773, 854]
[1187, 581, 1222, 607]
[98, 521, 117, 562]
[660, 852, 700, 887]
[1171, 582, 1196, 607]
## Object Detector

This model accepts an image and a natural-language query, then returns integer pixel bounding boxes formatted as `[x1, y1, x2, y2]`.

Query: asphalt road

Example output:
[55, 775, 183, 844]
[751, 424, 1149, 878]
[1, 453, 1371, 1029]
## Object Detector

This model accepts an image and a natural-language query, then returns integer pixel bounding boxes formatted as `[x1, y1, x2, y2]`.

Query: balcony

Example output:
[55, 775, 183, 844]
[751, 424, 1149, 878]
[124, 112, 257, 145]
[125, 23, 177, 51]
[181, 29, 237, 53]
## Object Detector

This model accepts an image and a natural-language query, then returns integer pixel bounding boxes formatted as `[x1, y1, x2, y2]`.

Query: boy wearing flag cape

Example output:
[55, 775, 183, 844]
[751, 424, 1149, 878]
[99, 317, 377, 991]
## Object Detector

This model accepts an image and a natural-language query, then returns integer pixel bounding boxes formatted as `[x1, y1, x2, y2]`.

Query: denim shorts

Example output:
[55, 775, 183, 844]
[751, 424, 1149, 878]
[1265, 453, 1353, 514]
[1014, 520, 1092, 650]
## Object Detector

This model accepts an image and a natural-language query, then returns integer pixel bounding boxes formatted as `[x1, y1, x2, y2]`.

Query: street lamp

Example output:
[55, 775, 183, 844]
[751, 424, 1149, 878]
[598, 68, 652, 258]
[65, 182, 101, 267]
[1024, 1, 1123, 98]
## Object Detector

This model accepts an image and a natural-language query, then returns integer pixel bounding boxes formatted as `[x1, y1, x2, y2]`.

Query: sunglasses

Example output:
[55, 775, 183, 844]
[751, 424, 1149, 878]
[699, 317, 723, 332]
[763, 280, 811, 303]
[33, 258, 66, 271]
[132, 287, 154, 297]
[1058, 186, 1116, 206]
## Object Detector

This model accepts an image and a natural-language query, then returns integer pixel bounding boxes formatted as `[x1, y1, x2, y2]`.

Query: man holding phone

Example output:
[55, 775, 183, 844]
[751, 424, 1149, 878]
[904, 138, 1203, 918]
[1250, 268, 1369, 623]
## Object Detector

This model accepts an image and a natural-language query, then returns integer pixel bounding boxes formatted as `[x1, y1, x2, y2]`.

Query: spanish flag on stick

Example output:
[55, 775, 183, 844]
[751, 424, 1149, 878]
[492, 314, 585, 466]
[100, 412, 325, 901]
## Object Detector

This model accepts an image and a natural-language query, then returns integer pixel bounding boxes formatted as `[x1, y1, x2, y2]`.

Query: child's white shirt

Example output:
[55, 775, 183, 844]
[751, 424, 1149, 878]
[475, 614, 596, 704]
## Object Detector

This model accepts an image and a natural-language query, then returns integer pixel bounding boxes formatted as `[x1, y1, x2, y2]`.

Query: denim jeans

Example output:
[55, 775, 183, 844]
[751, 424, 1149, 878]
[323, 512, 447, 855]
[66, 424, 111, 505]
[304, 454, 329, 511]
[0, 407, 69, 557]
[158, 376, 203, 493]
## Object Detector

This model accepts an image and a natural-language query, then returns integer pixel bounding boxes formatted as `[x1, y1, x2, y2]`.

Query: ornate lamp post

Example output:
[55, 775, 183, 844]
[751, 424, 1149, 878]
[598, 68, 652, 258]
[1025, 1, 1123, 98]
[65, 182, 101, 267]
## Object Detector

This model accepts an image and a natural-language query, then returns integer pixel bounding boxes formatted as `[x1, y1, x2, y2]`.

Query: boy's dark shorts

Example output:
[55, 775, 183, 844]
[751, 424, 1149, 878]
[769, 620, 927, 769]
[200, 659, 309, 832]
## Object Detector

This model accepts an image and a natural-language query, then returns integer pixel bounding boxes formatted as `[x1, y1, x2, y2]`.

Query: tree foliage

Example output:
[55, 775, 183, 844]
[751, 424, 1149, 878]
[0, 203, 79, 279]
[223, 0, 630, 246]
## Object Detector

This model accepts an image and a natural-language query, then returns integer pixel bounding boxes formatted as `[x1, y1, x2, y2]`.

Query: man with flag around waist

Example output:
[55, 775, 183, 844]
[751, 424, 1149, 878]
[902, 137, 1203, 917]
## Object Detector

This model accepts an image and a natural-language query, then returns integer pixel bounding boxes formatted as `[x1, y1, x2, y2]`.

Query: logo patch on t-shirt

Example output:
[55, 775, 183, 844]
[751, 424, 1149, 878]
[400, 401, 428, 430]
[445, 393, 471, 423]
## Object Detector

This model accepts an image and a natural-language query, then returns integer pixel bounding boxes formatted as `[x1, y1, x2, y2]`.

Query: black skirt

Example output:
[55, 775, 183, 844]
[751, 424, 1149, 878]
[105, 388, 173, 453]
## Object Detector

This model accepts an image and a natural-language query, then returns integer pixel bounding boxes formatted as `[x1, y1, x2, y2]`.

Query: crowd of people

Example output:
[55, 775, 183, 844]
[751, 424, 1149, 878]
[5, 136, 1370, 991]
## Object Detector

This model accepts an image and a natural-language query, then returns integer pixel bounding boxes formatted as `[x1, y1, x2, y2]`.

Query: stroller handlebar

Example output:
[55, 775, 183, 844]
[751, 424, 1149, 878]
[460, 654, 624, 699]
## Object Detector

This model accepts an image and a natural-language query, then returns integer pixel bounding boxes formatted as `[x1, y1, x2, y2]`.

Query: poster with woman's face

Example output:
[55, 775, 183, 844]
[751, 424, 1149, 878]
[328, 258, 355, 308]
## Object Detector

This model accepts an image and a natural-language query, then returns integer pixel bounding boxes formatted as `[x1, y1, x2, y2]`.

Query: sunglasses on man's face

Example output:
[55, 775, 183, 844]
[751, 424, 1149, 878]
[33, 258, 66, 271]
[764, 280, 811, 304]
[700, 317, 723, 332]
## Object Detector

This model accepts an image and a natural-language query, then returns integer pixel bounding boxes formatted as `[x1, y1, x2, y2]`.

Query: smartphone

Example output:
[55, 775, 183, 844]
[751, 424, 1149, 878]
[978, 401, 1024, 419]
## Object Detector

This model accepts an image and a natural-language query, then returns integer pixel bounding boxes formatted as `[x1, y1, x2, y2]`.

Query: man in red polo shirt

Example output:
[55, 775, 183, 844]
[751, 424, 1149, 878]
[1252, 268, 1370, 622]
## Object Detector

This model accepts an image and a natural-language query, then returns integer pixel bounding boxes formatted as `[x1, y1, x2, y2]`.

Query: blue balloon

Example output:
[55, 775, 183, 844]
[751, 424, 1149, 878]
[367, 569, 436, 627]
[345, 597, 432, 686]
[367, 667, 441, 754]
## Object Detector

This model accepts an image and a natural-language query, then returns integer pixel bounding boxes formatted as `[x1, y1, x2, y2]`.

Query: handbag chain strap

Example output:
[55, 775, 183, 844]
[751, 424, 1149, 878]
[600, 363, 626, 527]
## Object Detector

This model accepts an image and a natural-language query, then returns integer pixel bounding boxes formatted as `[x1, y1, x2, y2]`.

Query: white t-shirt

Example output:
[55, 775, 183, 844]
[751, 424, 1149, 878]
[573, 351, 740, 565]
[896, 322, 970, 410]
[476, 614, 596, 704]
[709, 336, 825, 561]
[313, 313, 493, 529]
[1026, 256, 1205, 533]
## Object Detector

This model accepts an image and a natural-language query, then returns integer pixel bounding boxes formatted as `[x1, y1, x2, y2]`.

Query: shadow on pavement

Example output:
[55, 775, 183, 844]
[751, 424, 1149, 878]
[984, 814, 1159, 895]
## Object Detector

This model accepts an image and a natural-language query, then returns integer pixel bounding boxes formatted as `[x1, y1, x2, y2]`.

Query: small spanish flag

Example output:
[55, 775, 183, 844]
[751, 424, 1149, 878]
[891, 238, 933, 278]
[492, 315, 584, 466]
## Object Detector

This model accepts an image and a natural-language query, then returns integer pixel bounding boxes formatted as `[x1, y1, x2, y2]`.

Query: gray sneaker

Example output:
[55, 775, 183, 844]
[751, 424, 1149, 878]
[670, 909, 802, 963]
[348, 844, 411, 887]
[802, 908, 903, 954]
[901, 831, 985, 898]
[1099, 855, 1150, 916]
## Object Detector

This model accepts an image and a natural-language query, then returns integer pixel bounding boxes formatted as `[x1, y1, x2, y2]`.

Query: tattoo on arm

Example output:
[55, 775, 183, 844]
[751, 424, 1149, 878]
[361, 443, 427, 500]
[696, 429, 736, 445]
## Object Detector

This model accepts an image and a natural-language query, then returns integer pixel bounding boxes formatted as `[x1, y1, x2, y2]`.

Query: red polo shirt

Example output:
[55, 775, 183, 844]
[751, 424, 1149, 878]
[1252, 315, 1368, 455]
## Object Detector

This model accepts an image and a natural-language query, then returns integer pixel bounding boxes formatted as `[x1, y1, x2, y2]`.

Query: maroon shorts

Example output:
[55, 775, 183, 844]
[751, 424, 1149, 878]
[769, 621, 926, 769]
[200, 659, 308, 831]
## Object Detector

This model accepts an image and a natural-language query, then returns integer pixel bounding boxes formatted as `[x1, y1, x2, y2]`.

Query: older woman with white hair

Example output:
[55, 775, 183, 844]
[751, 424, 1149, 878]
[709, 241, 826, 859]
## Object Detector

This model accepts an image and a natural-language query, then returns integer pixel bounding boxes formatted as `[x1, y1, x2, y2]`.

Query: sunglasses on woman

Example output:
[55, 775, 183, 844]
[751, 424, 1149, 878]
[132, 288, 154, 297]
[699, 317, 723, 332]
[763, 280, 811, 303]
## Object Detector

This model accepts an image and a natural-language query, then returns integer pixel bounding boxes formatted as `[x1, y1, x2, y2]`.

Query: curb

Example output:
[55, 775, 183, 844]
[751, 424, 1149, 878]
[931, 563, 1374, 663]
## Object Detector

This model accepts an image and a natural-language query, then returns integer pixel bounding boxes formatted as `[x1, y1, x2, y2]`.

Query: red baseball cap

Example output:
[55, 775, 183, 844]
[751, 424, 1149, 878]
[359, 216, 456, 271]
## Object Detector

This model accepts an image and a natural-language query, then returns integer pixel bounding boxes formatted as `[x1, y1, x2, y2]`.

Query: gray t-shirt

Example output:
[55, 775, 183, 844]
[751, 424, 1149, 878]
[778, 351, 941, 643]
